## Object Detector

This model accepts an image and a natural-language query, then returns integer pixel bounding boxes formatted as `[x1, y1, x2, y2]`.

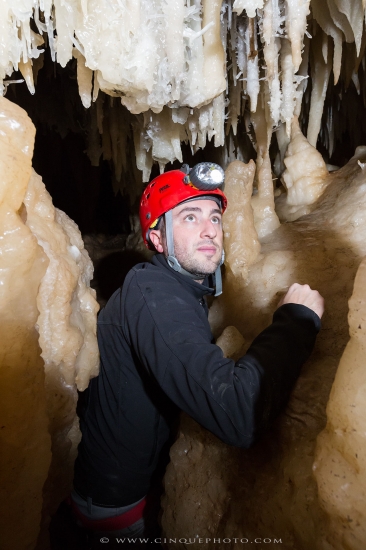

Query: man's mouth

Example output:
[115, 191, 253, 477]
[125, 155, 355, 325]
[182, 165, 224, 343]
[196, 243, 218, 254]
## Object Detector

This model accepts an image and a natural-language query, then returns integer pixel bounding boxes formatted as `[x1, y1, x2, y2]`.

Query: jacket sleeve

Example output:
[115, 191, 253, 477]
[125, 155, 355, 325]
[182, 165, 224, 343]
[124, 274, 321, 449]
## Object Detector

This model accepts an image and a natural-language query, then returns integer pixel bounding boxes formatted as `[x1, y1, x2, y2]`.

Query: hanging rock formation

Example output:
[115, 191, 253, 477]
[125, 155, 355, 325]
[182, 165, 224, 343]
[2, 1, 366, 182]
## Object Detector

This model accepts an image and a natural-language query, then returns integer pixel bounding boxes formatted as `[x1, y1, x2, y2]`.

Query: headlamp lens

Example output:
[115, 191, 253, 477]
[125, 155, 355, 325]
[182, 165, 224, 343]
[188, 162, 225, 190]
[210, 169, 223, 183]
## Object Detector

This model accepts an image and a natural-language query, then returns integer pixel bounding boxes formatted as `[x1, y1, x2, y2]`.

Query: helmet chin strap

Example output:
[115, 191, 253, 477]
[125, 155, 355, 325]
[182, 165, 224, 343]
[165, 210, 198, 280]
[164, 210, 224, 296]
[214, 254, 223, 296]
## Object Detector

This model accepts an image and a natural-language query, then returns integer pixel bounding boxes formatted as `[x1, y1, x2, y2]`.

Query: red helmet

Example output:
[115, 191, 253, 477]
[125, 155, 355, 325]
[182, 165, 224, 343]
[140, 164, 228, 250]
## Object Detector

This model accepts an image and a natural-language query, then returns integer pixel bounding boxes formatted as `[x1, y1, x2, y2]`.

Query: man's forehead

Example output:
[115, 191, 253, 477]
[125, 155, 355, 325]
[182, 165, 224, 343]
[174, 198, 222, 214]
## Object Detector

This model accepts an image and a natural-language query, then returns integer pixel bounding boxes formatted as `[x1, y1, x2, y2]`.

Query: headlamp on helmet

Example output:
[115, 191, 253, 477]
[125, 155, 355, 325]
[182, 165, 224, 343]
[181, 162, 225, 191]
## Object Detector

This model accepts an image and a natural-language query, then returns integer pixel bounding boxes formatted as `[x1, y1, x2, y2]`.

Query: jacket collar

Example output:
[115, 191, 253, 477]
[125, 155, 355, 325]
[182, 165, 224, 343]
[151, 253, 215, 299]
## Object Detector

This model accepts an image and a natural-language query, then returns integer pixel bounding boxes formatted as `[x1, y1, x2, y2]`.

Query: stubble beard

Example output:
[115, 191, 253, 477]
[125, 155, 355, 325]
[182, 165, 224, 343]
[174, 240, 222, 279]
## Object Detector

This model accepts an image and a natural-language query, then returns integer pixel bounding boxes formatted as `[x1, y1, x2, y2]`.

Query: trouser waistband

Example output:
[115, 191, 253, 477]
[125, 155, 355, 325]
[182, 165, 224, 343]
[69, 495, 146, 531]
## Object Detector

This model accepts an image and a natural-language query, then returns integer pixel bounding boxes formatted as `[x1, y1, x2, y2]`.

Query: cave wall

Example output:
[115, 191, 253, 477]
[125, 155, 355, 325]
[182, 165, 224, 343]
[163, 152, 366, 549]
[0, 96, 99, 550]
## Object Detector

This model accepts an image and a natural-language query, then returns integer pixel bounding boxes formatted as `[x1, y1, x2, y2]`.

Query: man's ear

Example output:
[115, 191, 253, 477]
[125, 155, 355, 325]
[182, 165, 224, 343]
[149, 229, 164, 253]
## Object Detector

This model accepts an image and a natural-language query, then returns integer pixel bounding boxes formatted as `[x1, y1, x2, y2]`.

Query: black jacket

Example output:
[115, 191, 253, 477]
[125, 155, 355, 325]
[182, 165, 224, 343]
[74, 254, 320, 506]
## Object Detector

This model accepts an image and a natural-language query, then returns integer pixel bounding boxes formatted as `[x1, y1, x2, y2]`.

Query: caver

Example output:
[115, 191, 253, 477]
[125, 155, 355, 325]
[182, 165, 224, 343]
[72, 162, 324, 538]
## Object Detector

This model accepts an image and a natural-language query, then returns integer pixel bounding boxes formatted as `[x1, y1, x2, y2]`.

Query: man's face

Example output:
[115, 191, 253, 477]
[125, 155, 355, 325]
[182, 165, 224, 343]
[151, 198, 223, 280]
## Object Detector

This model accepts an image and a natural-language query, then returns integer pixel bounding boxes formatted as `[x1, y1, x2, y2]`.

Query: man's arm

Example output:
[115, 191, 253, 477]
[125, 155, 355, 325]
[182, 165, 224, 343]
[127, 274, 322, 449]
[234, 282, 323, 440]
[232, 299, 322, 443]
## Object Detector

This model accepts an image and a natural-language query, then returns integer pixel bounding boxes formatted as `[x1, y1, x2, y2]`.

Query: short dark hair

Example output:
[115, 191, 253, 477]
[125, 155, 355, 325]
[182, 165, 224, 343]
[155, 216, 165, 237]
[149, 216, 165, 251]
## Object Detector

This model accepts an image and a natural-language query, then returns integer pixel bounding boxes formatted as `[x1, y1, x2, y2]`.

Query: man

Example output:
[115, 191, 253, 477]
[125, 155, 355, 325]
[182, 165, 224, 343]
[72, 163, 324, 539]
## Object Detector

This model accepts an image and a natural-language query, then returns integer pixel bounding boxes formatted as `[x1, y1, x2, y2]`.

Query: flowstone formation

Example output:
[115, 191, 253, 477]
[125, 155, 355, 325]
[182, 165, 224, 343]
[314, 258, 366, 549]
[0, 96, 99, 550]
[162, 135, 366, 549]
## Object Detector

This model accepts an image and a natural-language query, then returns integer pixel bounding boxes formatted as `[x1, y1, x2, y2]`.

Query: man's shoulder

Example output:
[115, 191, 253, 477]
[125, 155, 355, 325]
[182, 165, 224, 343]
[100, 257, 199, 325]
[128, 258, 196, 312]
[129, 258, 179, 289]
[97, 262, 154, 320]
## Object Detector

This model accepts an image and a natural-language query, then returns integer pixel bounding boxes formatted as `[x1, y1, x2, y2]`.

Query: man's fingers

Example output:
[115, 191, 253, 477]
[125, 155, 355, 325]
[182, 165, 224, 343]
[278, 283, 325, 319]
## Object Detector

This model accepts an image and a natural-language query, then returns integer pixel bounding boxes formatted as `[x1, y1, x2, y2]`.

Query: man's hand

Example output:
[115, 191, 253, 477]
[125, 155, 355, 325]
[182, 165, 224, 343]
[277, 283, 325, 319]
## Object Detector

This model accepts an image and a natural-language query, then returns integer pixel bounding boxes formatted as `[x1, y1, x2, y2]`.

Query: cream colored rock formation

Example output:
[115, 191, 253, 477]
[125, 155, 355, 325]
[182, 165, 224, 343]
[222, 160, 260, 280]
[314, 259, 366, 550]
[162, 141, 366, 549]
[0, 96, 99, 550]
[0, 92, 51, 550]
[277, 117, 330, 221]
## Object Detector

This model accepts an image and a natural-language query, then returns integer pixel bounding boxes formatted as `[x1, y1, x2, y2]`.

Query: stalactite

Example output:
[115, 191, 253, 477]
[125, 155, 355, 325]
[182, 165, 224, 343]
[307, 28, 332, 148]
[280, 37, 297, 137]
[285, 0, 310, 73]
[3, 1, 366, 180]
[312, 0, 343, 85]
[250, 86, 280, 237]
[74, 49, 93, 109]
[260, 0, 283, 126]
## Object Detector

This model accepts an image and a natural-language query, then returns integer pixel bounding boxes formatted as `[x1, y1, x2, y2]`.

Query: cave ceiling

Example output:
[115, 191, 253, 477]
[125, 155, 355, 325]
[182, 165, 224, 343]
[2, 0, 366, 200]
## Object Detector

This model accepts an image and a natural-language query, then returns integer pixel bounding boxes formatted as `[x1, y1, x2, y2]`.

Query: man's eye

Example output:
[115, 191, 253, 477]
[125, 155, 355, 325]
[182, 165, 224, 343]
[185, 215, 195, 222]
[212, 216, 221, 224]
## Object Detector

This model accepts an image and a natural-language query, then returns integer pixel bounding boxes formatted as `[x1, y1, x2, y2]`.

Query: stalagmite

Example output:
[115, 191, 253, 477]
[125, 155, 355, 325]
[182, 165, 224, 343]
[0, 96, 99, 549]
[222, 160, 260, 280]
[276, 117, 329, 221]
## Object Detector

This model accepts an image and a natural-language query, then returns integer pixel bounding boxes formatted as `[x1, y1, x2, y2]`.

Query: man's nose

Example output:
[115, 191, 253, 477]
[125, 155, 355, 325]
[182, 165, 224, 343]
[200, 218, 217, 239]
